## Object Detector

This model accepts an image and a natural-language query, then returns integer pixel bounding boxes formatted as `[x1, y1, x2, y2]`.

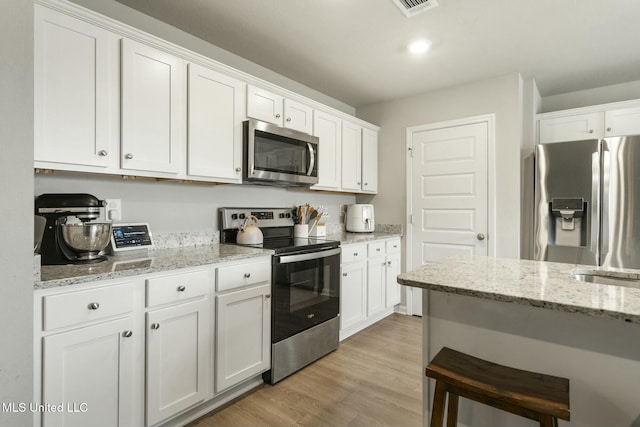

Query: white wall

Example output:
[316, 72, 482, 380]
[0, 1, 34, 425]
[542, 79, 640, 113]
[357, 73, 524, 259]
[68, 0, 355, 116]
[35, 174, 355, 234]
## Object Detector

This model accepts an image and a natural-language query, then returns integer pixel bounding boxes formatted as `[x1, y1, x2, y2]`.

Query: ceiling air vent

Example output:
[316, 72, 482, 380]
[390, 0, 439, 17]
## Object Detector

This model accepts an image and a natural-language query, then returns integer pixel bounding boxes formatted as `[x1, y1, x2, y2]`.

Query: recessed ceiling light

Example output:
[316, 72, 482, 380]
[408, 39, 431, 55]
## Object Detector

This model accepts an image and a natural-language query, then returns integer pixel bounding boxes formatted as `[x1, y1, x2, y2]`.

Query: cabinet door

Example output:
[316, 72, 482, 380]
[341, 121, 363, 191]
[34, 5, 118, 169]
[312, 111, 342, 190]
[42, 317, 136, 427]
[146, 298, 210, 426]
[283, 98, 313, 134]
[187, 63, 245, 182]
[385, 252, 401, 308]
[216, 284, 270, 392]
[538, 113, 603, 143]
[340, 260, 367, 330]
[247, 85, 283, 126]
[367, 255, 386, 317]
[604, 107, 640, 137]
[361, 128, 378, 193]
[121, 39, 182, 174]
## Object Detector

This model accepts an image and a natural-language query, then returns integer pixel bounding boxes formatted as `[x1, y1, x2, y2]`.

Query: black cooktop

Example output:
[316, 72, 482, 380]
[239, 236, 340, 254]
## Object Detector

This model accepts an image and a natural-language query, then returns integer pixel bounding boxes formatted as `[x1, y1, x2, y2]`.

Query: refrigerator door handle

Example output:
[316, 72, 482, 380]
[591, 148, 600, 260]
[600, 140, 610, 266]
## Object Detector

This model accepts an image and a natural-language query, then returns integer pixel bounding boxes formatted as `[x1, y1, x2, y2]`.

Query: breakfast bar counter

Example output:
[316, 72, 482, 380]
[399, 256, 640, 427]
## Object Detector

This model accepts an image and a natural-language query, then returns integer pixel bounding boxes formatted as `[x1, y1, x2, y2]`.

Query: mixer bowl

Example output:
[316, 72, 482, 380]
[61, 223, 112, 254]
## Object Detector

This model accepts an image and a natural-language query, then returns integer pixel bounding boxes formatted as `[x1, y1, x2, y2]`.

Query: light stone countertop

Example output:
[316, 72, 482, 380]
[326, 229, 403, 245]
[397, 255, 640, 324]
[36, 244, 273, 290]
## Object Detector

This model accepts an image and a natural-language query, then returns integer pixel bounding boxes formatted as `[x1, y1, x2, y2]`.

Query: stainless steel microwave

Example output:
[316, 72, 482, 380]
[244, 119, 319, 187]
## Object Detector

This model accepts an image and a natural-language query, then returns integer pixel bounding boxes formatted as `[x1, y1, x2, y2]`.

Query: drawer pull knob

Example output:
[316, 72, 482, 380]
[382, 262, 387, 266]
[387, 261, 392, 266]
[151, 323, 160, 330]
[265, 294, 271, 299]
[343, 272, 348, 277]
[353, 252, 358, 256]
[177, 285, 186, 292]
[376, 248, 381, 251]
[122, 330, 133, 338]
[244, 273, 251, 278]
[88, 302, 100, 310]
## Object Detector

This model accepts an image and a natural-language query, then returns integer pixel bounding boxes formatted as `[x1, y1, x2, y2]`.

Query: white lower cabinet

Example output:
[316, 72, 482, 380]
[42, 316, 137, 427]
[340, 238, 402, 340]
[146, 298, 210, 426]
[215, 284, 271, 392]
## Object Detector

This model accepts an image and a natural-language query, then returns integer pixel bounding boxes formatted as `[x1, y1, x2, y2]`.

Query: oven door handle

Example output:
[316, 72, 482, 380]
[276, 248, 341, 264]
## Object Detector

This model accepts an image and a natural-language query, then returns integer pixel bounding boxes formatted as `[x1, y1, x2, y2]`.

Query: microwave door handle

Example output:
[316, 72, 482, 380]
[307, 143, 315, 176]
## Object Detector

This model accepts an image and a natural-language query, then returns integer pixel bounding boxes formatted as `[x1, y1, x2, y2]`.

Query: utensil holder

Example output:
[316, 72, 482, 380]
[294, 224, 309, 238]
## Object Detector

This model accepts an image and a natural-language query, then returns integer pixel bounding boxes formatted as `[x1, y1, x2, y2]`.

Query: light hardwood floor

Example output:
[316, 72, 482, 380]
[189, 313, 422, 427]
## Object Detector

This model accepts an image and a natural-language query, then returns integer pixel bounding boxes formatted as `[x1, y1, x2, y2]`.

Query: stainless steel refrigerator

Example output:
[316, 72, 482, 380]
[534, 136, 640, 269]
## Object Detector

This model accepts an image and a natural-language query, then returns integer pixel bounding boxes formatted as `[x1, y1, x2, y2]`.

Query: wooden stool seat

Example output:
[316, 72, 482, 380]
[426, 347, 570, 427]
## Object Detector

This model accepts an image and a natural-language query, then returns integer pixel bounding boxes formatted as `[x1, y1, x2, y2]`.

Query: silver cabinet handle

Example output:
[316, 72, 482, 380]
[477, 233, 486, 241]
[88, 302, 100, 310]
[364, 182, 368, 186]
[606, 127, 612, 132]
[177, 285, 186, 292]
[125, 153, 133, 159]
[382, 262, 387, 266]
[275, 113, 281, 119]
[353, 252, 358, 256]
[235, 167, 241, 172]
[357, 181, 361, 185]
[343, 272, 348, 277]
[265, 294, 271, 299]
[151, 323, 160, 330]
[122, 330, 133, 338]
[98, 150, 108, 157]
[376, 248, 381, 252]
[244, 273, 251, 278]
[286, 117, 291, 122]
[387, 261, 392, 266]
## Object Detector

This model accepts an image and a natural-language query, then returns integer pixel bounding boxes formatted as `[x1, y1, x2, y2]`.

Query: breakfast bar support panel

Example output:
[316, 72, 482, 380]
[422, 290, 640, 427]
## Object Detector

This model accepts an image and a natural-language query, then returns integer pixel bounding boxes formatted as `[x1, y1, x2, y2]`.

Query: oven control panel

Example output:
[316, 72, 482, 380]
[220, 207, 294, 230]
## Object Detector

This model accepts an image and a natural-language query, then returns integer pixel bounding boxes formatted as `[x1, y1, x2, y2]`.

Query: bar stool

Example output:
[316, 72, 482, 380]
[425, 347, 570, 427]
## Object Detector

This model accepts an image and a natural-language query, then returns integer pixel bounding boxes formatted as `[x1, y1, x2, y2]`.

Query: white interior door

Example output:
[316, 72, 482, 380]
[408, 119, 490, 315]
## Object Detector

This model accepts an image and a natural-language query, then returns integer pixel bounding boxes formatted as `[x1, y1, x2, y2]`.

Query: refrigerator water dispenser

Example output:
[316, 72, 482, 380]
[549, 198, 586, 247]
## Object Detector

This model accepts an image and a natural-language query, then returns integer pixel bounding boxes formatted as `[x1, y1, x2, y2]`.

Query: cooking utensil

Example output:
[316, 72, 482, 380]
[237, 215, 264, 245]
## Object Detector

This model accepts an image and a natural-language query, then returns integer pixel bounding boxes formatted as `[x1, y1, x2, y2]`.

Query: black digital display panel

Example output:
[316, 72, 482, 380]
[111, 224, 153, 250]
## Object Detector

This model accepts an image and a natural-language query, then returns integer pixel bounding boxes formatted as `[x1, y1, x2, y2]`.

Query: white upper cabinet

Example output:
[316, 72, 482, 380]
[247, 85, 313, 133]
[34, 4, 119, 169]
[247, 85, 284, 126]
[121, 39, 183, 174]
[604, 106, 640, 137]
[361, 128, 378, 193]
[538, 112, 603, 143]
[187, 63, 246, 182]
[283, 98, 313, 134]
[538, 102, 640, 144]
[341, 121, 363, 192]
[312, 110, 342, 190]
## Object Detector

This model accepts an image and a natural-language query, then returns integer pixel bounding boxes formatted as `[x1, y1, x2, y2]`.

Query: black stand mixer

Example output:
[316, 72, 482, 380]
[35, 193, 112, 265]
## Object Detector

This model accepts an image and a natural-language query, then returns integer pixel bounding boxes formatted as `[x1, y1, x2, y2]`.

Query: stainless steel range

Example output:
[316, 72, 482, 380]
[219, 207, 341, 384]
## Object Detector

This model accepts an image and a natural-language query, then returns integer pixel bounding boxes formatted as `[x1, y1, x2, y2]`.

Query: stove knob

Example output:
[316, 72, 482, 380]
[279, 213, 285, 219]
[285, 213, 291, 218]
[231, 214, 238, 220]
[239, 213, 246, 219]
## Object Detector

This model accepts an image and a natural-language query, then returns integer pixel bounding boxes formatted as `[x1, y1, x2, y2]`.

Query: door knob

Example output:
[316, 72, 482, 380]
[476, 233, 485, 241]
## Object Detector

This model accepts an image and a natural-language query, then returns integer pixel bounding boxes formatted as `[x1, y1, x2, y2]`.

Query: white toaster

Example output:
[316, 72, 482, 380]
[345, 204, 375, 233]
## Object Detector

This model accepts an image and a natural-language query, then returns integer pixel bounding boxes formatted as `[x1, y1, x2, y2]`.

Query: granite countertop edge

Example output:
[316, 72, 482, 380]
[398, 255, 640, 324]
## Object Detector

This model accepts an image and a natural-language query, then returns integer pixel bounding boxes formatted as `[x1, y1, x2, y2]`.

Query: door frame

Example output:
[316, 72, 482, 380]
[405, 114, 497, 315]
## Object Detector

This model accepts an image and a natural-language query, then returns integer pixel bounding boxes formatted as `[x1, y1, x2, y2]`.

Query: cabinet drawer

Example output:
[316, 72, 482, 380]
[368, 241, 385, 257]
[146, 269, 210, 307]
[386, 239, 401, 254]
[341, 244, 367, 264]
[216, 259, 271, 292]
[42, 282, 134, 331]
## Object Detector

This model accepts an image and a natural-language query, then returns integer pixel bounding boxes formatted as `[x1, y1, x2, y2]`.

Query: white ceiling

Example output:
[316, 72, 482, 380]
[114, 0, 640, 108]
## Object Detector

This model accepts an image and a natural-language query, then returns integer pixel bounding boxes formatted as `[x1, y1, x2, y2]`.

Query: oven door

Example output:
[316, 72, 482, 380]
[245, 119, 319, 186]
[272, 247, 340, 342]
